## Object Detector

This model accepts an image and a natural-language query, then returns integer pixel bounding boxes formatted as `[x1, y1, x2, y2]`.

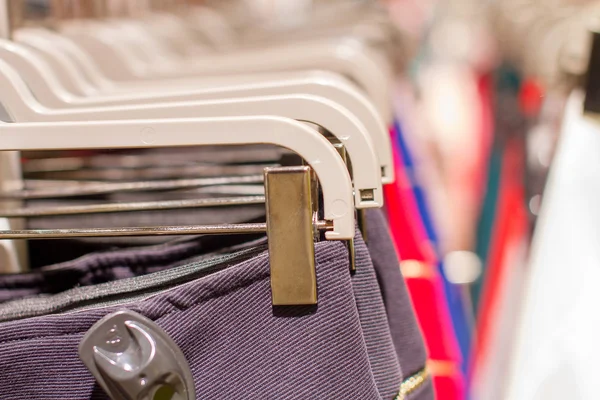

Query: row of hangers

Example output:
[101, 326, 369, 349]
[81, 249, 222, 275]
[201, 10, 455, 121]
[0, 0, 400, 308]
[490, 0, 600, 92]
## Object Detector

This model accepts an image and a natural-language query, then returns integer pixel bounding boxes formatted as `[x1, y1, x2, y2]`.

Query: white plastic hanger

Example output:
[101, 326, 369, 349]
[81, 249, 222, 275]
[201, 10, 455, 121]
[156, 38, 395, 125]
[51, 29, 394, 123]
[14, 27, 116, 92]
[2, 42, 393, 171]
[58, 17, 151, 80]
[106, 17, 183, 72]
[13, 27, 297, 94]
[14, 29, 100, 97]
[91, 0, 183, 72]
[0, 52, 394, 183]
[0, 2, 393, 186]
[12, 3, 394, 125]
[183, 4, 237, 51]
[13, 27, 269, 92]
[55, 1, 185, 80]
[139, 6, 211, 57]
[182, 0, 389, 52]
[0, 116, 356, 240]
[0, 61, 383, 207]
[0, 36, 393, 123]
[237, 4, 390, 49]
[25, 4, 389, 94]
[28, 2, 391, 123]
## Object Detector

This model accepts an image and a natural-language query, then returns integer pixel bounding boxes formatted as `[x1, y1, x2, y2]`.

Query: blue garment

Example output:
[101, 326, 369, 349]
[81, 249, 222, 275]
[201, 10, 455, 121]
[392, 119, 472, 374]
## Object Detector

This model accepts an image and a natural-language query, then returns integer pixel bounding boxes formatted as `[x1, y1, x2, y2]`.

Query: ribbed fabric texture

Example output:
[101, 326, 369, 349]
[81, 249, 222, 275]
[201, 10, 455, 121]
[0, 210, 432, 399]
[352, 223, 403, 397]
[0, 240, 382, 399]
[366, 209, 429, 378]
[0, 233, 412, 400]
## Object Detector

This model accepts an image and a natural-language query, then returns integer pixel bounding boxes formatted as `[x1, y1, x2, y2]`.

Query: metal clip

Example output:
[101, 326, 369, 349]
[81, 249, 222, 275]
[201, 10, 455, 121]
[265, 166, 318, 306]
[79, 310, 195, 400]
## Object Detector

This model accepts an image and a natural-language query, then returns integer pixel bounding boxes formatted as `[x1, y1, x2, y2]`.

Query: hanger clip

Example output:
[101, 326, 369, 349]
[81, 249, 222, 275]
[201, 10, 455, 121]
[265, 166, 318, 306]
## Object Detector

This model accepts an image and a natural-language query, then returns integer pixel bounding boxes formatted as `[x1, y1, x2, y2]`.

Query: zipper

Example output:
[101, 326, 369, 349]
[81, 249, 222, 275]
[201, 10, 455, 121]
[0, 243, 267, 322]
[394, 367, 430, 400]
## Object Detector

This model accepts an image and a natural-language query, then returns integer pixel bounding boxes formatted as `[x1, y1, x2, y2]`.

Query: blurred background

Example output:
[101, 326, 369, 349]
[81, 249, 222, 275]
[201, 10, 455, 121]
[229, 1, 599, 399]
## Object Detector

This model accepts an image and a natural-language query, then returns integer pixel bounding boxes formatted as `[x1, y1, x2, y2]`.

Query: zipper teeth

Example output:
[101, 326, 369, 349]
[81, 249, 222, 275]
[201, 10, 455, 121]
[394, 367, 430, 400]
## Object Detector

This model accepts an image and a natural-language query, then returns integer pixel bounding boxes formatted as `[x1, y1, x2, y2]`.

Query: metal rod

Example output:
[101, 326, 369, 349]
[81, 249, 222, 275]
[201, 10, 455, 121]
[1, 175, 265, 199]
[191, 185, 265, 196]
[0, 221, 332, 239]
[24, 163, 273, 181]
[0, 196, 266, 217]
[22, 150, 281, 173]
[24, 181, 266, 196]
[0, 224, 268, 239]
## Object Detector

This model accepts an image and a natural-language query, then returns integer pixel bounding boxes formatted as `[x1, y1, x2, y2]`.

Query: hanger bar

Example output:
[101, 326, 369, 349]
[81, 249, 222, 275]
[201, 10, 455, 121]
[0, 223, 268, 239]
[190, 185, 264, 196]
[23, 163, 272, 181]
[23, 180, 266, 196]
[2, 174, 265, 199]
[22, 157, 276, 174]
[22, 151, 281, 173]
[0, 196, 266, 217]
[0, 220, 333, 239]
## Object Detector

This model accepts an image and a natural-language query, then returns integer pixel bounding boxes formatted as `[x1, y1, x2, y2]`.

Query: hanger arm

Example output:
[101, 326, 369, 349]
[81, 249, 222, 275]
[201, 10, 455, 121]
[144, 38, 394, 124]
[0, 57, 394, 184]
[28, 95, 383, 208]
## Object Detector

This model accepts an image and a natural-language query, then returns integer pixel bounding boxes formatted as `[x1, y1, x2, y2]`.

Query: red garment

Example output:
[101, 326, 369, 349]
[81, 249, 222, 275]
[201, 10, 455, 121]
[433, 373, 465, 400]
[384, 131, 465, 400]
[470, 138, 528, 387]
